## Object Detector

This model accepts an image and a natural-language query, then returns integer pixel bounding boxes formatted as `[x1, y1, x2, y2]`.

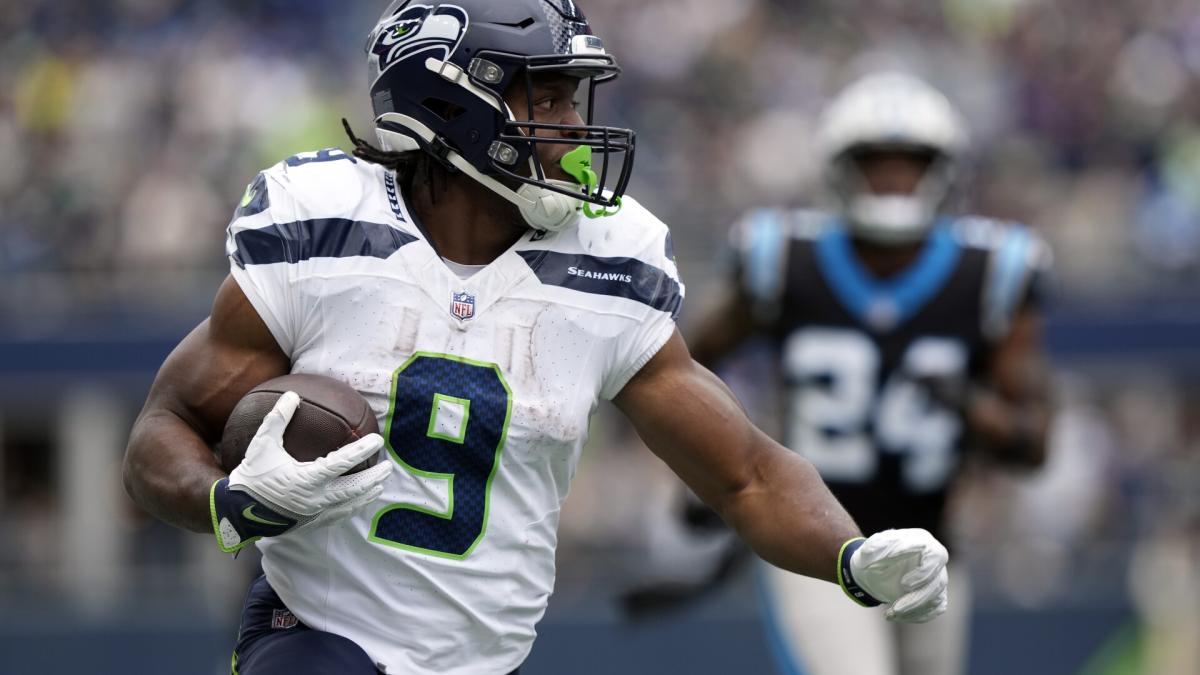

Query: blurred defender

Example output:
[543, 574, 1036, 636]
[689, 73, 1053, 675]
[122, 4, 953, 674]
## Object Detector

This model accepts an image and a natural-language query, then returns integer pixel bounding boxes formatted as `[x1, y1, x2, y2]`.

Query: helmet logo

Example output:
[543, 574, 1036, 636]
[371, 4, 469, 76]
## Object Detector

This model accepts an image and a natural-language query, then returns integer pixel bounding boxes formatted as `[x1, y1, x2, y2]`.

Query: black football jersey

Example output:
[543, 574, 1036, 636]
[731, 210, 1050, 542]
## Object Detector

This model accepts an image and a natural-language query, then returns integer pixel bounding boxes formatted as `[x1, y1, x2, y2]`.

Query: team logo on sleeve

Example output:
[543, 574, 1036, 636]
[370, 4, 469, 75]
[451, 291, 475, 321]
[234, 172, 270, 218]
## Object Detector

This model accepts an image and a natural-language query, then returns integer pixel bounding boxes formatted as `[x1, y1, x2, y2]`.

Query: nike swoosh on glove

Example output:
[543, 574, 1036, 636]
[837, 528, 950, 623]
[210, 391, 393, 553]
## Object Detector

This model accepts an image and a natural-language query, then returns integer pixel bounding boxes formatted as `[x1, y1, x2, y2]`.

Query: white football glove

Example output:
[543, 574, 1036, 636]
[839, 528, 950, 623]
[210, 391, 393, 553]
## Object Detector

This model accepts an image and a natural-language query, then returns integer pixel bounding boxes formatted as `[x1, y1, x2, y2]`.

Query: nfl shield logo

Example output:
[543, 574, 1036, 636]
[451, 291, 475, 321]
[271, 609, 298, 630]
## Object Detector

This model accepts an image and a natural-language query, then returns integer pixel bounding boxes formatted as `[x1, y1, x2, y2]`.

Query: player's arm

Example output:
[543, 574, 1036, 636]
[615, 331, 948, 621]
[616, 331, 853, 580]
[123, 277, 389, 547]
[967, 306, 1051, 467]
[123, 276, 290, 533]
[614, 286, 757, 620]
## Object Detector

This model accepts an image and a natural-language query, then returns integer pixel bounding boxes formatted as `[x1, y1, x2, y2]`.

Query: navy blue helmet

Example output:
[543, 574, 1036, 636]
[365, 0, 635, 230]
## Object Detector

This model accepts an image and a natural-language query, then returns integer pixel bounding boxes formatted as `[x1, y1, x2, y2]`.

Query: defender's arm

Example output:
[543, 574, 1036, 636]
[968, 307, 1051, 467]
[123, 276, 290, 533]
[614, 330, 859, 582]
[687, 286, 758, 371]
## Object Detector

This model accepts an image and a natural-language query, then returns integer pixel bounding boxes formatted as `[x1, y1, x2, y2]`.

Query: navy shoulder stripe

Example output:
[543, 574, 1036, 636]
[234, 172, 270, 218]
[232, 218, 417, 267]
[517, 250, 682, 319]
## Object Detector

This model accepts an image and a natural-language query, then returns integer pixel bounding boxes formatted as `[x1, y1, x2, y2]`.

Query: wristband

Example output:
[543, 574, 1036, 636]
[210, 478, 298, 554]
[837, 537, 882, 607]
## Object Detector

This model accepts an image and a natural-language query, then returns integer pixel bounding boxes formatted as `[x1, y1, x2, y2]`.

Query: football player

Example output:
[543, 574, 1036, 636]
[686, 72, 1053, 675]
[122, 4, 952, 674]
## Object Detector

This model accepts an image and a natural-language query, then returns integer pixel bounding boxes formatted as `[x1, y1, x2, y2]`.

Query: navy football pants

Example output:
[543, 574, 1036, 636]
[232, 575, 520, 675]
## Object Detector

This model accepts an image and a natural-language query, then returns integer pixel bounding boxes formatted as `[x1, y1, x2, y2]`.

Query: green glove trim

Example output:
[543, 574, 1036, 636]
[210, 478, 262, 554]
[209, 478, 226, 550]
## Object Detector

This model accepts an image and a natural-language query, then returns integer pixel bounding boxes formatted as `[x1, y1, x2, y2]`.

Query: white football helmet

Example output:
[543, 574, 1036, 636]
[814, 72, 968, 244]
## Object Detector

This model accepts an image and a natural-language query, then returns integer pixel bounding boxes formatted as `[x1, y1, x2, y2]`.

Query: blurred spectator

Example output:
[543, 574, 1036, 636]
[3, 0, 1200, 315]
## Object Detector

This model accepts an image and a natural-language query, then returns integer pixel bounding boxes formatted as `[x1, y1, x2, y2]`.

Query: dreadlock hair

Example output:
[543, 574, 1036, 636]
[342, 118, 447, 203]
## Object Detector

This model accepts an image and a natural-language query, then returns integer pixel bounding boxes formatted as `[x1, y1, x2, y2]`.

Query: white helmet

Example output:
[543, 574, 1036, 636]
[814, 72, 968, 244]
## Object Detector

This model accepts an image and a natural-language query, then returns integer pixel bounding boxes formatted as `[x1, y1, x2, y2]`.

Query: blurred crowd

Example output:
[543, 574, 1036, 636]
[3, 0, 1200, 322]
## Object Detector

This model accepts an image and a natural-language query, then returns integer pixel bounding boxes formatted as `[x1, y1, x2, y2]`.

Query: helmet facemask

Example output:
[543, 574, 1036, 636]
[828, 145, 958, 245]
[484, 41, 634, 223]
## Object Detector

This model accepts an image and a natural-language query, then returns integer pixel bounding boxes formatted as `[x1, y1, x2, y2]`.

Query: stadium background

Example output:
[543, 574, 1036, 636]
[2, 0, 1198, 673]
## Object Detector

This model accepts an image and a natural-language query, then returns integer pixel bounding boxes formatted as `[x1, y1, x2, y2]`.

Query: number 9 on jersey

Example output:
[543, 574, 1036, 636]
[369, 353, 512, 559]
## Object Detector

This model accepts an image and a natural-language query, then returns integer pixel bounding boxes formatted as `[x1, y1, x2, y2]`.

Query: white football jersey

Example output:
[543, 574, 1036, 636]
[224, 148, 682, 674]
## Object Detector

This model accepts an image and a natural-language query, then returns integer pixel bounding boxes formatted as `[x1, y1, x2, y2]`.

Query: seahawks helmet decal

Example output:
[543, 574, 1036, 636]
[370, 4, 469, 76]
[364, 0, 635, 232]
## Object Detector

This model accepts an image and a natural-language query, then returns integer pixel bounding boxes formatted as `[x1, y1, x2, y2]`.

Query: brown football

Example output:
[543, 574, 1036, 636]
[216, 374, 381, 475]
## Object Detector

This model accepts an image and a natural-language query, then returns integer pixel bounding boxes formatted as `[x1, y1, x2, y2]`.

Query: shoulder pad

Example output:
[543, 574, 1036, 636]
[956, 215, 1052, 339]
[726, 208, 834, 318]
[952, 215, 1025, 249]
[574, 195, 678, 272]
[730, 208, 833, 251]
[225, 149, 410, 269]
[950, 215, 1052, 270]
[520, 195, 684, 321]
[783, 208, 837, 241]
[262, 148, 385, 221]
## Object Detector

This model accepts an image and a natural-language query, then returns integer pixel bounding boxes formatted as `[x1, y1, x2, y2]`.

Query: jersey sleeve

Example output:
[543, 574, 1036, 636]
[224, 165, 303, 356]
[980, 223, 1053, 341]
[598, 213, 686, 401]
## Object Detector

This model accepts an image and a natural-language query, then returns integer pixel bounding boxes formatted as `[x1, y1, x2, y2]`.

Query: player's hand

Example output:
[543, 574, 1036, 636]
[837, 529, 949, 623]
[210, 391, 392, 553]
[911, 373, 971, 412]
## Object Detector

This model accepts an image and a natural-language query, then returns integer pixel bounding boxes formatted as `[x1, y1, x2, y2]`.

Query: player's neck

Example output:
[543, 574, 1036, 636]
[407, 173, 529, 266]
[850, 238, 925, 280]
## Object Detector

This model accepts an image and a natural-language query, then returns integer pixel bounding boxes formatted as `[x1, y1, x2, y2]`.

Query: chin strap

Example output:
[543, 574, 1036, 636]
[840, 154, 956, 244]
[377, 114, 601, 232]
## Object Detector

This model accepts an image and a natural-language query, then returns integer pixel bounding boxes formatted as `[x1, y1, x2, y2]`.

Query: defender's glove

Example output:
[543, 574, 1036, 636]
[837, 529, 950, 623]
[210, 391, 392, 553]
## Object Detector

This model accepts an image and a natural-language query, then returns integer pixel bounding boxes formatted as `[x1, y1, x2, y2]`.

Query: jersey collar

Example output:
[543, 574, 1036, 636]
[814, 219, 961, 333]
[389, 173, 545, 327]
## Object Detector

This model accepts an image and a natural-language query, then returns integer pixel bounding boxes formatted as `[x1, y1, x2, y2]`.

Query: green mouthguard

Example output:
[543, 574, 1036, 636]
[559, 146, 621, 218]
